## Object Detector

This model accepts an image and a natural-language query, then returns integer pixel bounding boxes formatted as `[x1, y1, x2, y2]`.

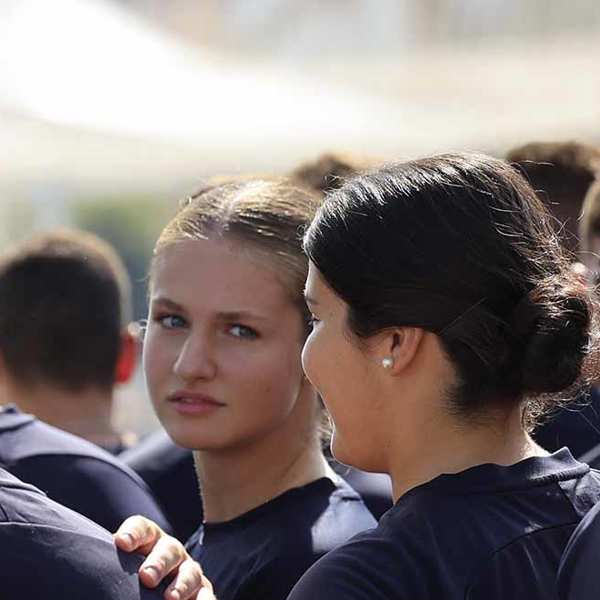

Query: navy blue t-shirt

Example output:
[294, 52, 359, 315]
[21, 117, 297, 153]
[187, 476, 376, 600]
[0, 467, 164, 598]
[557, 496, 600, 599]
[0, 405, 171, 533]
[288, 449, 600, 600]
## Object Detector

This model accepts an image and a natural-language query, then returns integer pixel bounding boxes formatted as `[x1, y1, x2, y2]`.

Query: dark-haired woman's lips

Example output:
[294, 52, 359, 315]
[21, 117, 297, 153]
[167, 391, 226, 416]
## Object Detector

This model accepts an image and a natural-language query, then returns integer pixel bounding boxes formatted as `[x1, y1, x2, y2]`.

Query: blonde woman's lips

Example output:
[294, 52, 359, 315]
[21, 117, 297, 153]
[167, 391, 226, 416]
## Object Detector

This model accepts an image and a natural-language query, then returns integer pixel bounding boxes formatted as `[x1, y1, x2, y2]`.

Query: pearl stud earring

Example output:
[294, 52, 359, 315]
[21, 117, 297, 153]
[382, 357, 393, 369]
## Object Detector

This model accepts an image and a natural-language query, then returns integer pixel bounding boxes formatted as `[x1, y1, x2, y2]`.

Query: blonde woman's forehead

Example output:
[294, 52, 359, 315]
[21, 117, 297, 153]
[149, 238, 300, 315]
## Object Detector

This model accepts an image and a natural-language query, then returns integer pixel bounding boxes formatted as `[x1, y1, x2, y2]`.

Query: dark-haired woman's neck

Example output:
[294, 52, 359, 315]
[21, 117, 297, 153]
[363, 332, 550, 502]
[389, 405, 547, 502]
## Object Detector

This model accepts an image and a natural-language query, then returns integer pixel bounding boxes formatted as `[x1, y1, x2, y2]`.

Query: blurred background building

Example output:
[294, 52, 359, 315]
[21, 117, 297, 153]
[1, 0, 599, 434]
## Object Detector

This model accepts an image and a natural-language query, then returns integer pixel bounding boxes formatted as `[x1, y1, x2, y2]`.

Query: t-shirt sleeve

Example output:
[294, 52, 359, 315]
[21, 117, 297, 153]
[12, 455, 172, 534]
[0, 521, 165, 599]
[557, 503, 600, 600]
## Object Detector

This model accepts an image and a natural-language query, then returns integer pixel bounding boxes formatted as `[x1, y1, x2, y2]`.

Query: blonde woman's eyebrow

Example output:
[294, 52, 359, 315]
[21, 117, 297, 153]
[216, 310, 270, 323]
[150, 296, 185, 313]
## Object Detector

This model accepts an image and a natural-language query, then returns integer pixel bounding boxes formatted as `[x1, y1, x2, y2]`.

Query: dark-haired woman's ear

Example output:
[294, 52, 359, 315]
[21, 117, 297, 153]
[379, 328, 424, 375]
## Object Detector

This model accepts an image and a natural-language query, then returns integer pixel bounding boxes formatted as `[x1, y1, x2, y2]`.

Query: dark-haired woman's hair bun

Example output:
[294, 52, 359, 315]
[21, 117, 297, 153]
[513, 283, 591, 395]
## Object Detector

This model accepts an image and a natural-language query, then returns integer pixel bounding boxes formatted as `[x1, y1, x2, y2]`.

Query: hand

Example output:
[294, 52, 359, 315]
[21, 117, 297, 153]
[114, 515, 216, 600]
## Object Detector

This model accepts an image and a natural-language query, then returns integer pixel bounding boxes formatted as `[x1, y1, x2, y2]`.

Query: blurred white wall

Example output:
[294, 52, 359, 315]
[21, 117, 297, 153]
[123, 0, 600, 56]
[2, 0, 598, 202]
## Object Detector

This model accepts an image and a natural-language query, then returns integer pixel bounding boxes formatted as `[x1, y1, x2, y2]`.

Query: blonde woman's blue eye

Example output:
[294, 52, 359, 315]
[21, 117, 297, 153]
[229, 324, 258, 339]
[158, 315, 186, 329]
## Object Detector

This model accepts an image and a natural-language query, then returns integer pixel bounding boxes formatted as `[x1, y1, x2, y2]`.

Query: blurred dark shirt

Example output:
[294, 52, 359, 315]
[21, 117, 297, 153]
[533, 386, 600, 457]
[328, 458, 393, 519]
[0, 467, 164, 599]
[0, 405, 171, 534]
[121, 429, 201, 541]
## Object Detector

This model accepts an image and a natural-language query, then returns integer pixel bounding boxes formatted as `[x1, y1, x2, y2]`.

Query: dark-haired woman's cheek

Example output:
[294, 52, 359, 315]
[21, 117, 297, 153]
[302, 268, 384, 471]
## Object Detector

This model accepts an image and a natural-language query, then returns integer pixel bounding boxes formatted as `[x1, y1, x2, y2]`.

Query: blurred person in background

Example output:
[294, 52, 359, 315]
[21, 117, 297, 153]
[124, 154, 392, 543]
[289, 152, 380, 196]
[0, 466, 172, 599]
[0, 230, 171, 533]
[507, 141, 600, 253]
[572, 177, 600, 469]
[117, 180, 376, 600]
[0, 464, 209, 599]
[0, 228, 139, 453]
[507, 141, 600, 457]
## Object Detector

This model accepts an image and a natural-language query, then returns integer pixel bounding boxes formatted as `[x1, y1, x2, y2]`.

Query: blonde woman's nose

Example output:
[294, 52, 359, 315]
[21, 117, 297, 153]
[173, 332, 217, 381]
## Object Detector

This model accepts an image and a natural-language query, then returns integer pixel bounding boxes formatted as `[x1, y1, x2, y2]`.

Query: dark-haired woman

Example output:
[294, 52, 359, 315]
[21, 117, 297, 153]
[123, 154, 600, 599]
[290, 153, 600, 599]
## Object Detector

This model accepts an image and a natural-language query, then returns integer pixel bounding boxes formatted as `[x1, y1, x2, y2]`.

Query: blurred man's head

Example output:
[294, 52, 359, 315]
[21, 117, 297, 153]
[579, 179, 600, 283]
[506, 141, 600, 252]
[0, 229, 136, 399]
[290, 152, 381, 197]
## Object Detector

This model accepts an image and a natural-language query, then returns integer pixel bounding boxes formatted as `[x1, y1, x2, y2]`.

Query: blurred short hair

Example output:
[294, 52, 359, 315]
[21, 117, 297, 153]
[290, 152, 381, 197]
[580, 179, 600, 252]
[506, 141, 600, 252]
[0, 229, 132, 392]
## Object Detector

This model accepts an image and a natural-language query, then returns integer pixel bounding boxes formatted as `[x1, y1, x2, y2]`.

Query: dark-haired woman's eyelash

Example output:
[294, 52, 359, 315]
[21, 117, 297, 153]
[228, 324, 259, 340]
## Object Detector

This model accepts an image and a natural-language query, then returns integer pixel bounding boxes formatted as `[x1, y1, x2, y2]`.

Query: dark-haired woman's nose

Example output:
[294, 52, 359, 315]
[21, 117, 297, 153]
[173, 331, 217, 382]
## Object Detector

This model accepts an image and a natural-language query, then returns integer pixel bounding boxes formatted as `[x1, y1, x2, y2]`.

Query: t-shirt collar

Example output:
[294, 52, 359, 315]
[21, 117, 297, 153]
[402, 448, 586, 498]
